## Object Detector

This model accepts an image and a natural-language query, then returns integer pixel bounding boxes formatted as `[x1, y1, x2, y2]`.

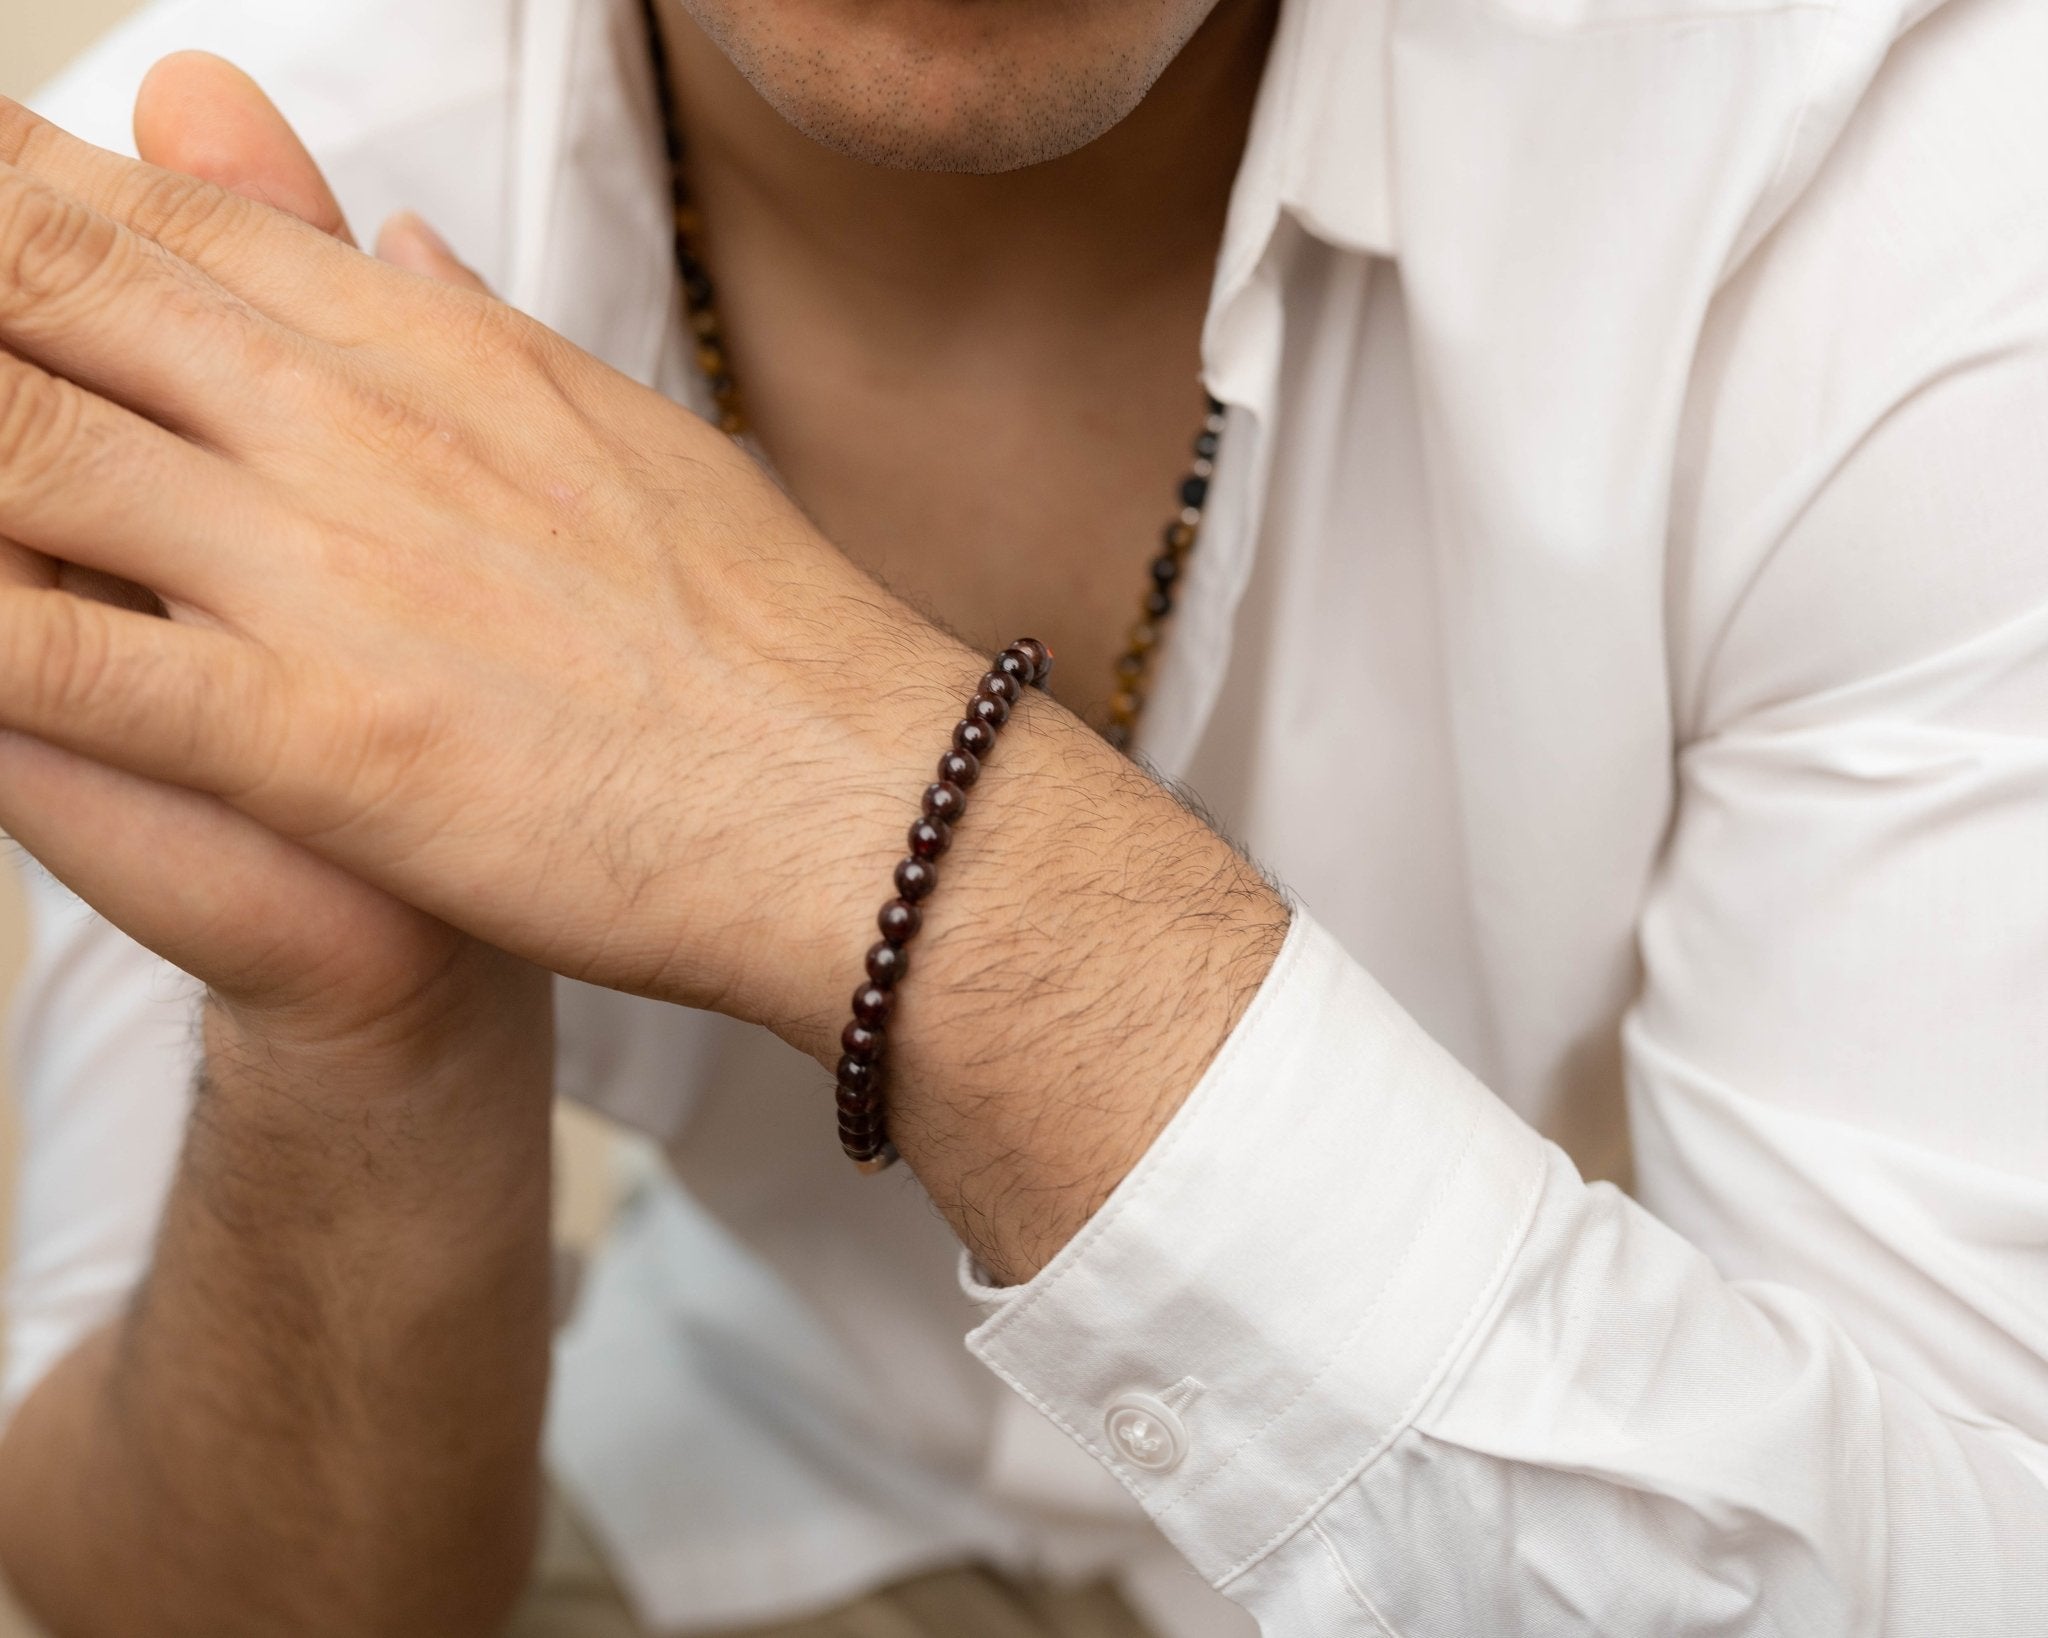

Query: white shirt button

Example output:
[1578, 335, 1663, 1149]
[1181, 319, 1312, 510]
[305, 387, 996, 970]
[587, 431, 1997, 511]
[1105, 1392, 1189, 1473]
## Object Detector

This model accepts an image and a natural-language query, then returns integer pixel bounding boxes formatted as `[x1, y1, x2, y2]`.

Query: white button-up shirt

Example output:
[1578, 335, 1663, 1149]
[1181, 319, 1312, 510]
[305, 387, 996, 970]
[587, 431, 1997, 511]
[9, 0, 2047, 1632]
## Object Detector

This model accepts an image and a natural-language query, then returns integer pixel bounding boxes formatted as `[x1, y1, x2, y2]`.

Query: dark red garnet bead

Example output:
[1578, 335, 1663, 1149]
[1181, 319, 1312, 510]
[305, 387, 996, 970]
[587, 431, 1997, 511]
[837, 1054, 880, 1094]
[865, 941, 908, 987]
[1005, 638, 1052, 684]
[922, 782, 968, 825]
[836, 642, 1045, 1174]
[908, 816, 952, 858]
[894, 857, 938, 901]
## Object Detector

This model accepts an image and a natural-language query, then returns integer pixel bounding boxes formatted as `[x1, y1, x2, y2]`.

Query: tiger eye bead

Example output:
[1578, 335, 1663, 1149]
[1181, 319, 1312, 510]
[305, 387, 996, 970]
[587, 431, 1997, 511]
[922, 782, 968, 825]
[894, 857, 938, 901]
[936, 749, 980, 789]
[866, 941, 908, 987]
[1165, 520, 1197, 553]
[908, 816, 952, 859]
[877, 898, 921, 944]
[852, 983, 894, 1027]
[1114, 653, 1146, 684]
[1127, 619, 1159, 654]
[836, 1054, 880, 1095]
[967, 693, 1010, 731]
[842, 1020, 885, 1060]
[980, 670, 1022, 706]
[953, 719, 997, 758]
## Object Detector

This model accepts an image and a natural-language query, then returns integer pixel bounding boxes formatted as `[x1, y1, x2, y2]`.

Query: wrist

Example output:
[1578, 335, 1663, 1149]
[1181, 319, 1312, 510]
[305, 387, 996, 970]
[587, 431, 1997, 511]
[729, 616, 1290, 1281]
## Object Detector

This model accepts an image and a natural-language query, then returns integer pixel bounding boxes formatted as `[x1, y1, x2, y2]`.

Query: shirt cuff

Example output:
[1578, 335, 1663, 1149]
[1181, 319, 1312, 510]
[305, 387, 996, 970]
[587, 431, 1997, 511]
[963, 911, 1554, 1588]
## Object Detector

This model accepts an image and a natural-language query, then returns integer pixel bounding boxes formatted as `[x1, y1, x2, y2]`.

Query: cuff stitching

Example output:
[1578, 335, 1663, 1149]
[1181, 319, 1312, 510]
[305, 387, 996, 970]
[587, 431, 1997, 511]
[1155, 1062, 1493, 1519]
[1215, 1157, 1549, 1587]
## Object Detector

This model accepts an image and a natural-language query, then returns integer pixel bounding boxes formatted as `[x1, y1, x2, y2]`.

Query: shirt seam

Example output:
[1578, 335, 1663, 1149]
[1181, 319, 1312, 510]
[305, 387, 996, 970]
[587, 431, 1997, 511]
[1215, 1158, 1548, 1587]
[1310, 1516, 1404, 1637]
[1154, 1071, 1495, 1520]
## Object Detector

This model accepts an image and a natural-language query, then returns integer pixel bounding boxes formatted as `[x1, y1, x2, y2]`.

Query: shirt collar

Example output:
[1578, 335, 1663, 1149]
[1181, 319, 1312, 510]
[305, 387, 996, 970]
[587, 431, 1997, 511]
[1216, 0, 1395, 299]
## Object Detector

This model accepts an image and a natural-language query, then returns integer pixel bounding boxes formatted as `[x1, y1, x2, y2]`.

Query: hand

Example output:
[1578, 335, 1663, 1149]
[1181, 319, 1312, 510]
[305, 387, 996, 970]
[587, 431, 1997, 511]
[0, 59, 544, 1054]
[0, 86, 993, 1047]
[0, 85, 1286, 1280]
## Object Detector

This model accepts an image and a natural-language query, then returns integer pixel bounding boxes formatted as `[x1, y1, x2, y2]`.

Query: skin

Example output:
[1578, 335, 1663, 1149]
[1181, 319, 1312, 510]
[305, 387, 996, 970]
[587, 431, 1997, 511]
[0, 6, 1287, 1632]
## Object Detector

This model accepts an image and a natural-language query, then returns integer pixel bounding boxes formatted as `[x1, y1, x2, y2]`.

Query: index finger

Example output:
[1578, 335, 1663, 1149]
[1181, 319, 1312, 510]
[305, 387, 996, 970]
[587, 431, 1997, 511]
[0, 94, 377, 341]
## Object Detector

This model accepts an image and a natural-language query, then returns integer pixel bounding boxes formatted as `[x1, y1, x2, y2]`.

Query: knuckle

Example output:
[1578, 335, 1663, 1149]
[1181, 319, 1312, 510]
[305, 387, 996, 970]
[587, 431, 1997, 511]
[0, 176, 119, 311]
[441, 291, 544, 373]
[121, 167, 242, 256]
[0, 359, 84, 475]
[27, 588, 112, 718]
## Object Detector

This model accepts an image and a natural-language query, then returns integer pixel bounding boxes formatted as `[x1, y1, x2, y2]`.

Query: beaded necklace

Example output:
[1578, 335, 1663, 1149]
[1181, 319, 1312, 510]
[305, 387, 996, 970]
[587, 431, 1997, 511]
[638, 0, 1223, 750]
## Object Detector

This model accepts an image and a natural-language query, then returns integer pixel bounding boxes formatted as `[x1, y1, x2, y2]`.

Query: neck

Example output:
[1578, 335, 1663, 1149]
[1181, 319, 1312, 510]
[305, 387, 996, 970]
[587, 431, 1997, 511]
[656, 0, 1279, 316]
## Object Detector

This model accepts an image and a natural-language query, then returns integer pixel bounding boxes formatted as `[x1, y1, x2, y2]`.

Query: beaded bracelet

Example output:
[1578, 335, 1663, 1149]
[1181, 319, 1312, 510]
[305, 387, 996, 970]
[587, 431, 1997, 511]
[835, 638, 1055, 1172]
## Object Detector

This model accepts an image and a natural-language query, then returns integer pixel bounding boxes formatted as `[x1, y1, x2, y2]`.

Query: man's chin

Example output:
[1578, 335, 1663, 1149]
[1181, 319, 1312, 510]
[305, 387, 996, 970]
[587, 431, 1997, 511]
[672, 0, 1216, 174]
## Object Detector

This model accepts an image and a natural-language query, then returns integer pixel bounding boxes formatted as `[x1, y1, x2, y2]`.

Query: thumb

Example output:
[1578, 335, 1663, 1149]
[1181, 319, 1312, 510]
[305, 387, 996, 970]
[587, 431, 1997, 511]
[135, 51, 355, 243]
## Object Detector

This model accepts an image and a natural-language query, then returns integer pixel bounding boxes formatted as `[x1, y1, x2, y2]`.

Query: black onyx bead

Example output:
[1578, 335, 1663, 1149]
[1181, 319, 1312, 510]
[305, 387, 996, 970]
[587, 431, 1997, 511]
[937, 749, 980, 789]
[1151, 555, 1181, 588]
[852, 983, 894, 1027]
[967, 693, 1010, 730]
[866, 941, 908, 987]
[908, 816, 952, 859]
[836, 1083, 880, 1118]
[1194, 430, 1220, 459]
[953, 718, 997, 757]
[1144, 589, 1174, 620]
[837, 1054, 880, 1094]
[1180, 475, 1210, 509]
[842, 1020, 885, 1060]
[894, 857, 938, 901]
[923, 781, 968, 824]
[877, 898, 921, 944]
[980, 670, 1023, 706]
[1007, 638, 1053, 684]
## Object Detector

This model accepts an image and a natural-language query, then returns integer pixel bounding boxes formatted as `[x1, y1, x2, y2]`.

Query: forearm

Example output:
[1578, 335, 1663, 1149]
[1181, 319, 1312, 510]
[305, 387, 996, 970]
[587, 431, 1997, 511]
[0, 984, 555, 1638]
[753, 628, 1291, 1286]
